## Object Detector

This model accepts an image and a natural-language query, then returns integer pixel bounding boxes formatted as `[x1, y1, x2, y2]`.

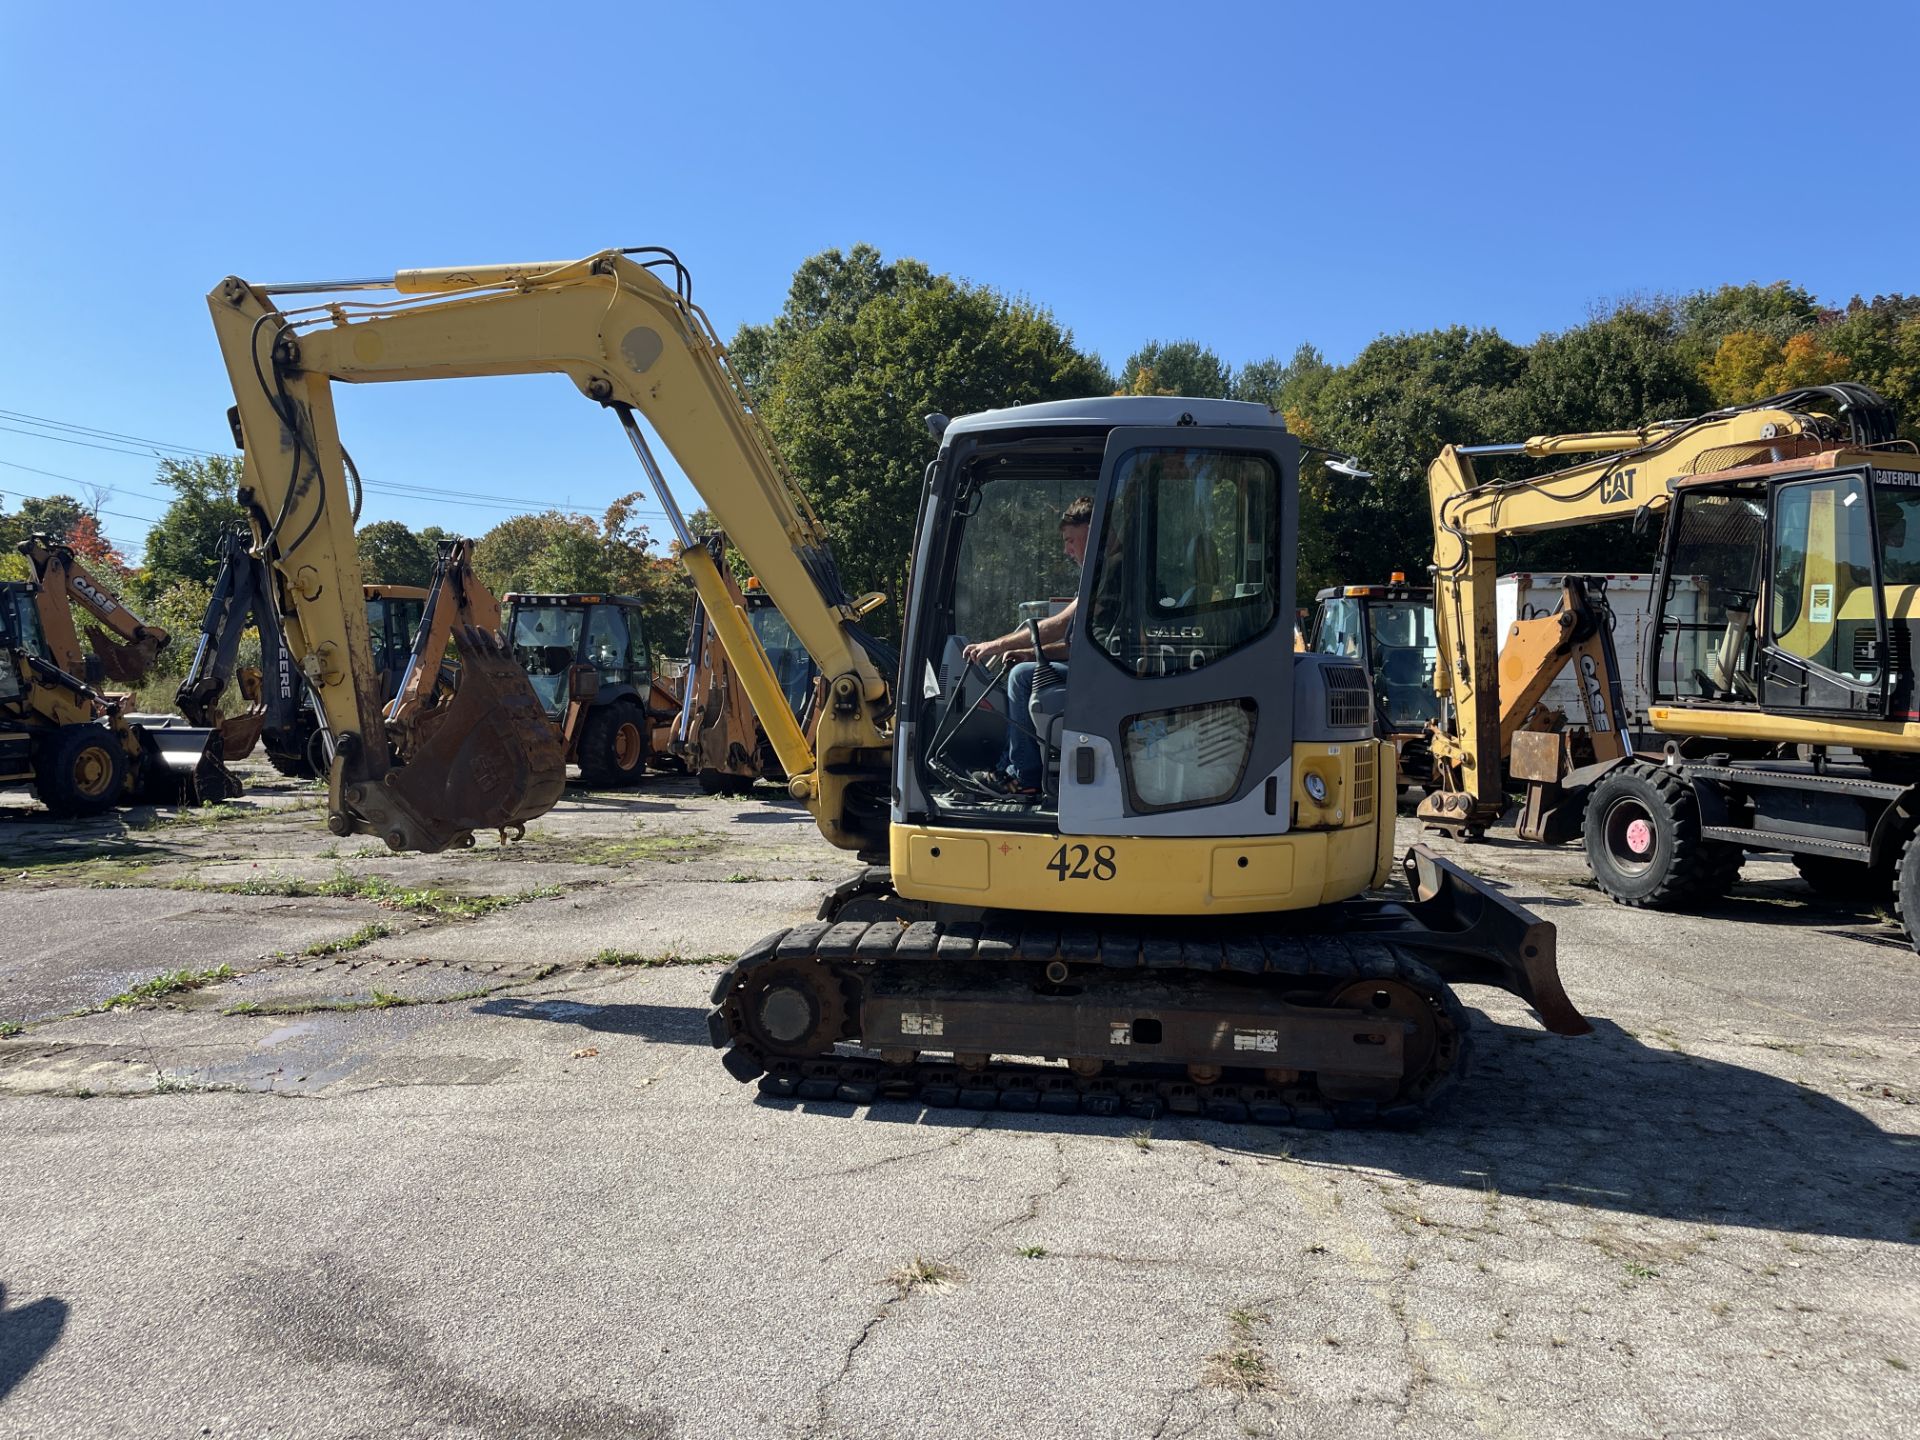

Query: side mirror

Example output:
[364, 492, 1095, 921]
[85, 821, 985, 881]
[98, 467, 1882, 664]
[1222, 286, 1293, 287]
[852, 592, 886, 620]
[568, 663, 601, 703]
[1632, 504, 1655, 537]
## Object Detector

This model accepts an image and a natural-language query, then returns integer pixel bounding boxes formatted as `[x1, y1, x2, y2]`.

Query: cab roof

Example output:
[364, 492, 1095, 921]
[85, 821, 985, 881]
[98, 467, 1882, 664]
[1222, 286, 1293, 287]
[940, 396, 1284, 442]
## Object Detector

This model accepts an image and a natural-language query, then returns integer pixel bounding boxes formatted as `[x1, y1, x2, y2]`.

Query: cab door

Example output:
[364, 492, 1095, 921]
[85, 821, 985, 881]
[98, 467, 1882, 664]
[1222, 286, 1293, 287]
[1057, 426, 1299, 838]
[1757, 471, 1889, 720]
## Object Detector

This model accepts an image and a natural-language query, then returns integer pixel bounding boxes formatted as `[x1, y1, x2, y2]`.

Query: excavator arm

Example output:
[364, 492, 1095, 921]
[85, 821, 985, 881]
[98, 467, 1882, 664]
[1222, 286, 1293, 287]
[16, 535, 168, 685]
[176, 530, 303, 760]
[207, 250, 892, 855]
[1422, 386, 1881, 831]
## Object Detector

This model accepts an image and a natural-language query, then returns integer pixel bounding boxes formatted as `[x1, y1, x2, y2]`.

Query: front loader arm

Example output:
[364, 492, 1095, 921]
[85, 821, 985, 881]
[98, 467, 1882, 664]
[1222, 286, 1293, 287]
[207, 251, 892, 854]
[1423, 404, 1827, 827]
[17, 536, 168, 685]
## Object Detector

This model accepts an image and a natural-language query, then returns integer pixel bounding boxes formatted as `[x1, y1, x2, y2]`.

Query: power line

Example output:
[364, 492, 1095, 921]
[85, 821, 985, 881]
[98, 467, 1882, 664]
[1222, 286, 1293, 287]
[0, 405, 689, 529]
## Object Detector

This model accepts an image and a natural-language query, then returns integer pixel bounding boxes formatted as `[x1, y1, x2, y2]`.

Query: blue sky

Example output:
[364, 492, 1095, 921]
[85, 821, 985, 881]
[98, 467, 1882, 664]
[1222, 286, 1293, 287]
[2, 0, 1915, 561]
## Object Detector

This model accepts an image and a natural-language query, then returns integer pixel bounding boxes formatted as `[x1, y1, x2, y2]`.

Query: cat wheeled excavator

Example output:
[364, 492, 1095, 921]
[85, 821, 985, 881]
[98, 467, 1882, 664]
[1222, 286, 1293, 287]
[205, 247, 1587, 1125]
[1421, 384, 1920, 945]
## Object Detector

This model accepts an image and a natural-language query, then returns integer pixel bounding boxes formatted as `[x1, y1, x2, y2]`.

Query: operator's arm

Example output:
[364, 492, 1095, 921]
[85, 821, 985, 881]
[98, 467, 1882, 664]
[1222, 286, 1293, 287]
[963, 597, 1077, 666]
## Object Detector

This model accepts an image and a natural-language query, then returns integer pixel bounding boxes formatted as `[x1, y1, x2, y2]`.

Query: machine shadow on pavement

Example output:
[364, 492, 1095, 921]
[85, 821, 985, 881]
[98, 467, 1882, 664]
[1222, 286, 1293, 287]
[0, 1282, 68, 1403]
[477, 992, 1915, 1244]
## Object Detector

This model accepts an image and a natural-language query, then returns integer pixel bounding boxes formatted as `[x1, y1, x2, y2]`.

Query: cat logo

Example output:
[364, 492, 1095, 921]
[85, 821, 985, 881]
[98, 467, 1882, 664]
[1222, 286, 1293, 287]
[1599, 467, 1636, 505]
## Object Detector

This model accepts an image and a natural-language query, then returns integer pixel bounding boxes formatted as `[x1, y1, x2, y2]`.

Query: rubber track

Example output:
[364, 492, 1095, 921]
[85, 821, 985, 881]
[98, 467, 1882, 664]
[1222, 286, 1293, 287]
[709, 921, 1472, 1129]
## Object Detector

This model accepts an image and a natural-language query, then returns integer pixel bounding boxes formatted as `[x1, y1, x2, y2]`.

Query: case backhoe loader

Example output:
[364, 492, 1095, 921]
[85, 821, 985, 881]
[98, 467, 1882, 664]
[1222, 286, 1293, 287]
[1421, 384, 1920, 944]
[1, 575, 237, 814]
[16, 534, 170, 686]
[205, 248, 1586, 1125]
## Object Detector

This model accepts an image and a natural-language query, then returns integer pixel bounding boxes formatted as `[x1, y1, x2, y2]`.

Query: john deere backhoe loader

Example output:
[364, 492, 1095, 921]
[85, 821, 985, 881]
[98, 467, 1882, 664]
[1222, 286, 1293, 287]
[1421, 384, 1920, 944]
[206, 247, 1586, 1124]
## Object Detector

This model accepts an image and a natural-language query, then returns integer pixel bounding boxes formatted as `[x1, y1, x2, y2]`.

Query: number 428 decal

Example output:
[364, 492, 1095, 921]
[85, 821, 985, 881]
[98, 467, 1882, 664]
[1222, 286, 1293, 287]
[1046, 843, 1117, 881]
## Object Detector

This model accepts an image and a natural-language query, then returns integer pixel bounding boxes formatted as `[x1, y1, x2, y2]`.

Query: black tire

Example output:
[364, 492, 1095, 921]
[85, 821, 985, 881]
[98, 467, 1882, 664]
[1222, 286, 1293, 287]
[1794, 852, 1892, 900]
[1894, 827, 1920, 953]
[35, 724, 129, 817]
[577, 700, 649, 787]
[264, 748, 315, 778]
[1582, 761, 1740, 908]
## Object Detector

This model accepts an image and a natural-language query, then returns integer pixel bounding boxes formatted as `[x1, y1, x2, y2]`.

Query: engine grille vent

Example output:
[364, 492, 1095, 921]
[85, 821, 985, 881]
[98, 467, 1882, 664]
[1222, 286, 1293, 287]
[1352, 743, 1376, 821]
[1325, 664, 1373, 730]
[1854, 624, 1912, 679]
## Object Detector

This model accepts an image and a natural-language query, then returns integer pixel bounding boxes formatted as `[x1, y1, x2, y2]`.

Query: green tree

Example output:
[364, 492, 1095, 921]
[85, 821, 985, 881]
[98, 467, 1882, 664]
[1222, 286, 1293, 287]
[1293, 327, 1527, 599]
[0, 492, 93, 549]
[736, 246, 1111, 637]
[355, 520, 436, 587]
[1675, 281, 1823, 372]
[1231, 344, 1334, 417]
[1826, 294, 1920, 441]
[1117, 340, 1232, 398]
[141, 456, 248, 592]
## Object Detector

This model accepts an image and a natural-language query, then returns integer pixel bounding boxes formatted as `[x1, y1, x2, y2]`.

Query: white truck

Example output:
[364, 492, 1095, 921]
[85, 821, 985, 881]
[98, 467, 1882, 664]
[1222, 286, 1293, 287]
[1496, 572, 1701, 740]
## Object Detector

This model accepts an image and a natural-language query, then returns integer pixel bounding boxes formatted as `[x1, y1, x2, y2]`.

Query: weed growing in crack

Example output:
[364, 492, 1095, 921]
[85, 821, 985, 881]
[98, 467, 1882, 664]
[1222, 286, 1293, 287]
[1888, 1357, 1910, 1371]
[1016, 1245, 1048, 1260]
[887, 1257, 962, 1296]
[97, 965, 236, 1011]
[1129, 1128, 1154, 1152]
[1203, 1308, 1274, 1396]
[303, 921, 393, 957]
[211, 870, 561, 919]
[0, 1020, 23, 1038]
[1623, 1261, 1660, 1282]
[589, 948, 730, 969]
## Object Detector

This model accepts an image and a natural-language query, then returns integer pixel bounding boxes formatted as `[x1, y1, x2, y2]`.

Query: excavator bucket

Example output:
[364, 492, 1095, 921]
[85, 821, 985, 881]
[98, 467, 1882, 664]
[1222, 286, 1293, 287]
[376, 625, 565, 847]
[130, 720, 244, 806]
[86, 625, 166, 686]
[216, 710, 267, 761]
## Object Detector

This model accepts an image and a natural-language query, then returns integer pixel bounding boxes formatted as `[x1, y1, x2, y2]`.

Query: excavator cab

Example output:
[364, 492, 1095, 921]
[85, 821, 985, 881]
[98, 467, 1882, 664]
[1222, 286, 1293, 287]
[1307, 577, 1440, 790]
[363, 587, 427, 699]
[1649, 461, 1920, 722]
[504, 592, 673, 786]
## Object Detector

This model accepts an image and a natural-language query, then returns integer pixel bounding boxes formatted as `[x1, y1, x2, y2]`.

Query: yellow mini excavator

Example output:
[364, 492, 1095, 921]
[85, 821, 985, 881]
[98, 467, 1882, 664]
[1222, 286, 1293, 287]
[1421, 384, 1920, 944]
[205, 248, 1586, 1124]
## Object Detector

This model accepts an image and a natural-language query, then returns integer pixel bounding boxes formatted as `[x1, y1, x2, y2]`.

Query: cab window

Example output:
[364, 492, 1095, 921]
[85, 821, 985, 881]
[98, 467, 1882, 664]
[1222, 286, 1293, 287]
[1769, 475, 1877, 682]
[585, 605, 633, 684]
[1086, 447, 1279, 676]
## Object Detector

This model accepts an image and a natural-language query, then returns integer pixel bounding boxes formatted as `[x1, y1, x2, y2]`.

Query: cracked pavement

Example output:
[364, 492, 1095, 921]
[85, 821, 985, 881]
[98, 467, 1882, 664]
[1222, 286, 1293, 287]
[1, 765, 1917, 1438]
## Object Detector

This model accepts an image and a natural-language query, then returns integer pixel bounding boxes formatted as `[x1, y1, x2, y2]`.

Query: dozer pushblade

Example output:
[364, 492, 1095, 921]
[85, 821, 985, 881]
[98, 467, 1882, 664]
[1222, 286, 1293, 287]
[354, 625, 565, 853]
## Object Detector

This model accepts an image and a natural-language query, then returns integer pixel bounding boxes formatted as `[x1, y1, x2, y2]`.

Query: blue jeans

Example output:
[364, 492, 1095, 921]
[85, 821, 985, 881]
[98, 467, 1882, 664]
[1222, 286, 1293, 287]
[1001, 660, 1066, 789]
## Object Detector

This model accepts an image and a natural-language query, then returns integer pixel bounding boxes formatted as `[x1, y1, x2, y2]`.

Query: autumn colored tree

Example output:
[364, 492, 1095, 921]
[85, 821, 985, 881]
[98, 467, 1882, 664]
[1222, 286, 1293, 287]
[1116, 340, 1232, 398]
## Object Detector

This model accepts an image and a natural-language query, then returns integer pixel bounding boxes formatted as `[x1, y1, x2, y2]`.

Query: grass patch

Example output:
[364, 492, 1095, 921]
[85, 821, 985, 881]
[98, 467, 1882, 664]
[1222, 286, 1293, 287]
[575, 834, 718, 866]
[0, 1020, 23, 1038]
[302, 922, 394, 957]
[98, 965, 236, 1011]
[1129, 1128, 1154, 1152]
[1623, 1261, 1660, 1282]
[1016, 1245, 1048, 1260]
[132, 803, 254, 831]
[887, 1256, 962, 1296]
[220, 967, 559, 1018]
[1203, 1308, 1274, 1396]
[212, 870, 561, 919]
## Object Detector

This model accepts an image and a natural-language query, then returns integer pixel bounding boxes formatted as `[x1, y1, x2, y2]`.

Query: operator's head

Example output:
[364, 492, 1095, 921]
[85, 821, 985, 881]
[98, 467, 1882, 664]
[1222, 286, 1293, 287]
[1060, 495, 1093, 566]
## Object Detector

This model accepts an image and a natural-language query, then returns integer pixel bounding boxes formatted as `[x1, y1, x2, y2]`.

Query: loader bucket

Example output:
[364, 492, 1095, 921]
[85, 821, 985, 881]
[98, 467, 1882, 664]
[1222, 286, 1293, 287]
[1345, 845, 1591, 1036]
[375, 624, 566, 848]
[87, 626, 166, 686]
[131, 721, 244, 806]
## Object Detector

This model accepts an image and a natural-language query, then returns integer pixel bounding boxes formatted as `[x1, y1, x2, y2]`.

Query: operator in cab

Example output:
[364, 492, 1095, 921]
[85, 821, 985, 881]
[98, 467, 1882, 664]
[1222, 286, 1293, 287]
[960, 495, 1092, 800]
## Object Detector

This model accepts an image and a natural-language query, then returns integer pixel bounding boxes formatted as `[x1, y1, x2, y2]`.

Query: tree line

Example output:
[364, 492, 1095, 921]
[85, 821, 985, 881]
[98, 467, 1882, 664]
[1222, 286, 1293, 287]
[5, 250, 1914, 678]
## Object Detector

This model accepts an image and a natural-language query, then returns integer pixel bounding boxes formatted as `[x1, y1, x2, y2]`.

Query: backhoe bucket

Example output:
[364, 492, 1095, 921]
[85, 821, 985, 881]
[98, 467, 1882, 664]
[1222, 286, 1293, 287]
[87, 626, 166, 686]
[374, 625, 565, 849]
[131, 720, 244, 806]
[216, 710, 267, 761]
[1346, 844, 1591, 1036]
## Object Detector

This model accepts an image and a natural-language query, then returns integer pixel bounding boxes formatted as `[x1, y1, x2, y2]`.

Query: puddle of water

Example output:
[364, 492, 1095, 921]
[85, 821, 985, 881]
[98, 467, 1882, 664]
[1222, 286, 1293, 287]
[257, 1021, 318, 1049]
